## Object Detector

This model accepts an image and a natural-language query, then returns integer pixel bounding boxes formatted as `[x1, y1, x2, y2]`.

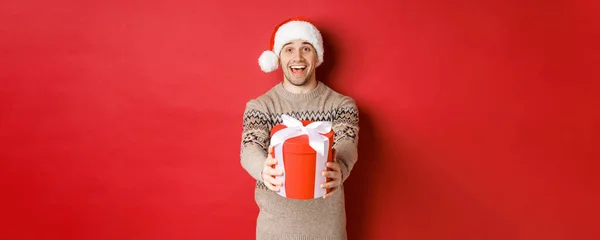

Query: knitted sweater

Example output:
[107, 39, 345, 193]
[240, 81, 359, 240]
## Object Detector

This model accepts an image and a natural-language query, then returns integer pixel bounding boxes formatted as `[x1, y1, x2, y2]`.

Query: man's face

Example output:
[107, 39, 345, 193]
[279, 40, 318, 87]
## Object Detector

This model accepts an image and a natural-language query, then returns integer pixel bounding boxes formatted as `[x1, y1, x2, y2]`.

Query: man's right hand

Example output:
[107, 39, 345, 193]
[261, 146, 284, 192]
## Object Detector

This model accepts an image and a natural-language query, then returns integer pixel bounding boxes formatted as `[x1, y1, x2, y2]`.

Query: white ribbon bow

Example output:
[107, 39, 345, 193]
[269, 114, 332, 156]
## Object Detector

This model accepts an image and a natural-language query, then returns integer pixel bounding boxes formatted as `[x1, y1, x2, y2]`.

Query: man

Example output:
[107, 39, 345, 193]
[240, 16, 359, 240]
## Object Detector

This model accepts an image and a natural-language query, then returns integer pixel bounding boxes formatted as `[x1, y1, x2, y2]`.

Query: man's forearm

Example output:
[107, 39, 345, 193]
[334, 141, 358, 183]
[241, 144, 267, 181]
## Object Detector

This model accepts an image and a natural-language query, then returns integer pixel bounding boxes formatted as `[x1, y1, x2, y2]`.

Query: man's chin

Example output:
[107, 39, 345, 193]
[285, 75, 309, 86]
[290, 81, 307, 87]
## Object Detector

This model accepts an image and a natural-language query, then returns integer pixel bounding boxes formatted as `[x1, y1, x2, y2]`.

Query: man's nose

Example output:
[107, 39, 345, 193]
[292, 50, 303, 61]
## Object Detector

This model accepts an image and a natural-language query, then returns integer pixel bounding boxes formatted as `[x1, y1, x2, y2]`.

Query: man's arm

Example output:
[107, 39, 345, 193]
[240, 100, 271, 181]
[332, 97, 360, 183]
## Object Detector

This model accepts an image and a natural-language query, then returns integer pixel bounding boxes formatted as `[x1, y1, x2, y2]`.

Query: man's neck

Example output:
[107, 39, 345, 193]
[282, 79, 318, 94]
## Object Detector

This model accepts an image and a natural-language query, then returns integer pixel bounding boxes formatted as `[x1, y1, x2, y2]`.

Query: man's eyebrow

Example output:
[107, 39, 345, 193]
[282, 42, 313, 48]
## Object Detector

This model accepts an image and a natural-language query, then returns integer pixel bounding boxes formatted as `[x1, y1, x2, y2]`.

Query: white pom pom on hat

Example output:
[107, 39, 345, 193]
[258, 16, 324, 73]
[258, 50, 279, 72]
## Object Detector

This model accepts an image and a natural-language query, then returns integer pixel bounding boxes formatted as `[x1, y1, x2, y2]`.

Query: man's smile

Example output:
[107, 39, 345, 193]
[290, 65, 307, 75]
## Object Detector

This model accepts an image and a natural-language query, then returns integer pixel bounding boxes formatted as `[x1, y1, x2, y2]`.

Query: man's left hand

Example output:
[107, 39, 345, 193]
[321, 150, 342, 199]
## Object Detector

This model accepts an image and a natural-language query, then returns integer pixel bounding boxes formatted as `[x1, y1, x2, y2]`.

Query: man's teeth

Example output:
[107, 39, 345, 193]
[290, 66, 306, 69]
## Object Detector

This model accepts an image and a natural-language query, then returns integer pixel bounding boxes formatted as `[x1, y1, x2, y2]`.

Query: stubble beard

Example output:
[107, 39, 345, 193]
[284, 69, 315, 87]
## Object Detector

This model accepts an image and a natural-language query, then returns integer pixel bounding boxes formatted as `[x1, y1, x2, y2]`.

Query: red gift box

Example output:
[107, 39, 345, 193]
[269, 114, 334, 200]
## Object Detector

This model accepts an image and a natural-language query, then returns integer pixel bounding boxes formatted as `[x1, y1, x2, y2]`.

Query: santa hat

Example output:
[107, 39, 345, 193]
[258, 17, 324, 72]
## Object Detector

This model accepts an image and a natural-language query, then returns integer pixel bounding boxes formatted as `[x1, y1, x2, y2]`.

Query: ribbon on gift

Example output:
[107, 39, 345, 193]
[269, 114, 332, 199]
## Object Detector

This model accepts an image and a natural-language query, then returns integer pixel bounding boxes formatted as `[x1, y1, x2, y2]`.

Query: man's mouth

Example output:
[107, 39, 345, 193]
[289, 65, 306, 75]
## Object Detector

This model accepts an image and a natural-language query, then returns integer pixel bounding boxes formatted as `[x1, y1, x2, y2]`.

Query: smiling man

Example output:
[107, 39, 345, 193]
[240, 17, 360, 240]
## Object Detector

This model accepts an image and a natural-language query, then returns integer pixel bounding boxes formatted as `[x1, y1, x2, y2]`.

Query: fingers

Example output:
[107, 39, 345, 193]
[323, 161, 342, 184]
[264, 150, 282, 176]
[268, 145, 274, 158]
[262, 165, 283, 192]
[322, 160, 341, 199]
[320, 177, 341, 190]
[262, 174, 283, 191]
[262, 165, 283, 176]
[264, 154, 277, 167]
[326, 161, 341, 173]
[322, 188, 337, 199]
[263, 148, 283, 192]
[322, 169, 341, 181]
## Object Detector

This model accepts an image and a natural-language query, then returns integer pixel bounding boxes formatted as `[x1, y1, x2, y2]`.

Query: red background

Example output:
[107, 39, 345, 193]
[1, 0, 599, 239]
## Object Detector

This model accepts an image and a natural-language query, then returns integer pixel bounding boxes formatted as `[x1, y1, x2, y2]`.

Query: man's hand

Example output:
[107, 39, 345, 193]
[321, 149, 342, 199]
[261, 146, 284, 192]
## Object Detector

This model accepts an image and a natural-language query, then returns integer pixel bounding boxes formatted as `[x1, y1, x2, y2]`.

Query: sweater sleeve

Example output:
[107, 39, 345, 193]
[240, 100, 271, 182]
[332, 97, 360, 183]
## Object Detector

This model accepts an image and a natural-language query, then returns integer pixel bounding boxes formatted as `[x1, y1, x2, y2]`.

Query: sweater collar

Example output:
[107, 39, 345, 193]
[275, 81, 327, 101]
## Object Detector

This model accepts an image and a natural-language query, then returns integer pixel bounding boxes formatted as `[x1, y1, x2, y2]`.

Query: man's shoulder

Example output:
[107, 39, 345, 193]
[323, 84, 358, 109]
[244, 84, 279, 112]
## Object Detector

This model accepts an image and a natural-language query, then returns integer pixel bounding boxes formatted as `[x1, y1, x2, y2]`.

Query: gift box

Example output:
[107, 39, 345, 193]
[269, 114, 335, 200]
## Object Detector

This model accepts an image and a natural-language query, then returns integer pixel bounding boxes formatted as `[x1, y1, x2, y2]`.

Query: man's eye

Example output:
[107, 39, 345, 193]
[303, 47, 311, 52]
[285, 48, 292, 52]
